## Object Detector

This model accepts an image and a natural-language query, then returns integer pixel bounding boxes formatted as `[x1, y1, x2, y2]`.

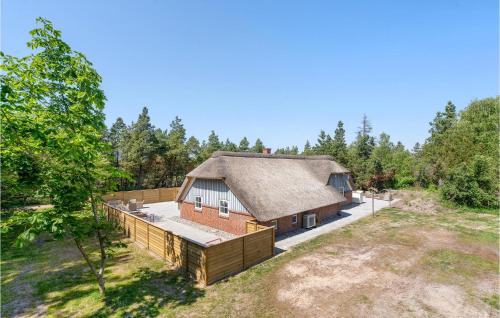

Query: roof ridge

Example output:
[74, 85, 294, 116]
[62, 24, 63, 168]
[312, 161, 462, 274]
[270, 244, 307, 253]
[211, 151, 332, 161]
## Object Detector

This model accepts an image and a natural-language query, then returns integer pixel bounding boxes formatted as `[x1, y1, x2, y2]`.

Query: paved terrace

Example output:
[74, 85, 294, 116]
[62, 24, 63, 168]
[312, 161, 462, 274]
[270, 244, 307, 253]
[275, 198, 398, 251]
[138, 201, 236, 246]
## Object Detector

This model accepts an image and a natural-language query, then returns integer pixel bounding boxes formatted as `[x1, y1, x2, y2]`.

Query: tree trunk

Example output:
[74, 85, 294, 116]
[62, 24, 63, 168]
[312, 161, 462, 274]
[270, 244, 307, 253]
[138, 164, 143, 189]
[82, 164, 108, 296]
[74, 238, 106, 295]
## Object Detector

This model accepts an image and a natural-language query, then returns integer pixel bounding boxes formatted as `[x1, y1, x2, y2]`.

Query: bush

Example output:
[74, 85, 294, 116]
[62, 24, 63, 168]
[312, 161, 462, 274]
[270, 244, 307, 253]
[395, 176, 416, 189]
[441, 155, 498, 208]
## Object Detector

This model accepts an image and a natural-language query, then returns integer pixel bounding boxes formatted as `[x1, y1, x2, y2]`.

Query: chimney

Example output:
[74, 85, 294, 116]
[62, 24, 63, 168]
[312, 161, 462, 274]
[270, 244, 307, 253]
[262, 148, 272, 155]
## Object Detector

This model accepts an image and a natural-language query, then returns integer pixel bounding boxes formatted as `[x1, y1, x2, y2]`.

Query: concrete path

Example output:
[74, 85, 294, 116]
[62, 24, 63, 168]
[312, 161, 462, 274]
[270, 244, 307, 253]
[275, 198, 398, 251]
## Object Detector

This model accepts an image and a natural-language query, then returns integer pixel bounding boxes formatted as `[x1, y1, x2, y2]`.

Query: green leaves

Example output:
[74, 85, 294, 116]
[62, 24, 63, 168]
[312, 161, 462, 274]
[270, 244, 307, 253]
[2, 17, 118, 238]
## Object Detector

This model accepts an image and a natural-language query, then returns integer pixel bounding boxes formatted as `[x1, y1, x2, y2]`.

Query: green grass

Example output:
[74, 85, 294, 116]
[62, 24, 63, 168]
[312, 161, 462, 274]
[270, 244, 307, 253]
[1, 234, 205, 318]
[2, 196, 499, 317]
[483, 294, 500, 310]
[422, 249, 498, 278]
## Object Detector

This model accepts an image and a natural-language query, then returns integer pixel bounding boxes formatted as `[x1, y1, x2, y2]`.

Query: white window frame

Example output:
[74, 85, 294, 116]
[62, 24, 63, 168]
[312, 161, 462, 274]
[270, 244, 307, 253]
[270, 220, 278, 230]
[291, 214, 297, 224]
[194, 196, 202, 211]
[219, 200, 229, 217]
[338, 186, 345, 195]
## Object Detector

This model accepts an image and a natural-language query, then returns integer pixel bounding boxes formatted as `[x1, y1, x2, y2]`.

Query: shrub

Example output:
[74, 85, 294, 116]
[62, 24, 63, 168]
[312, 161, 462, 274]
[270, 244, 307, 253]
[441, 155, 498, 208]
[395, 176, 416, 189]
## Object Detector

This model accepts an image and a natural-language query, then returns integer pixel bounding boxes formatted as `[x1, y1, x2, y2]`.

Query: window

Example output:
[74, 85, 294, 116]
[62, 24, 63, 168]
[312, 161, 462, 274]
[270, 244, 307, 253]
[291, 214, 297, 224]
[338, 186, 345, 195]
[270, 220, 278, 230]
[194, 196, 202, 210]
[219, 200, 229, 216]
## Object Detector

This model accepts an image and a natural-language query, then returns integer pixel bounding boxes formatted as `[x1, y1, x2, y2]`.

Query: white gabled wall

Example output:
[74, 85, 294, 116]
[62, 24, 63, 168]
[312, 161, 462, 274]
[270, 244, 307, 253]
[185, 178, 249, 213]
[328, 174, 352, 192]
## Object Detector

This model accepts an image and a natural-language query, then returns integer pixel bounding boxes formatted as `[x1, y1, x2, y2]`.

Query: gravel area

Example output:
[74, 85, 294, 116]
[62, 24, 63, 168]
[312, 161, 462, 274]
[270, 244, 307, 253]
[169, 216, 236, 240]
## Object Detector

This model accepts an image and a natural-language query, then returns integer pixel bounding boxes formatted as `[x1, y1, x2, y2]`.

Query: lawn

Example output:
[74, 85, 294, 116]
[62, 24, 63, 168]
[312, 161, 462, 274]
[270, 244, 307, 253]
[2, 191, 499, 317]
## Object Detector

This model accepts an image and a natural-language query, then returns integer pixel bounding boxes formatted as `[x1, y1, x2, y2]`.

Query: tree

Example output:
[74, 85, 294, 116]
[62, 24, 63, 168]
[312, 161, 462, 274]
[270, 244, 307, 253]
[331, 121, 348, 164]
[358, 113, 372, 136]
[419, 98, 498, 191]
[412, 142, 422, 155]
[315, 130, 332, 154]
[108, 117, 127, 167]
[223, 138, 238, 152]
[252, 138, 264, 153]
[120, 107, 157, 188]
[239, 137, 250, 151]
[441, 155, 497, 208]
[348, 115, 375, 189]
[371, 132, 393, 169]
[186, 136, 201, 168]
[200, 130, 222, 160]
[302, 140, 314, 155]
[1, 18, 119, 294]
[275, 146, 299, 155]
[164, 116, 188, 187]
[429, 101, 457, 137]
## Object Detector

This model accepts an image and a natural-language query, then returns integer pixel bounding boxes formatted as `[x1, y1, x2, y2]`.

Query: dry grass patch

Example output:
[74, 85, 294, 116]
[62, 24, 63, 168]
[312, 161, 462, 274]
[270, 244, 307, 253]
[2, 191, 498, 317]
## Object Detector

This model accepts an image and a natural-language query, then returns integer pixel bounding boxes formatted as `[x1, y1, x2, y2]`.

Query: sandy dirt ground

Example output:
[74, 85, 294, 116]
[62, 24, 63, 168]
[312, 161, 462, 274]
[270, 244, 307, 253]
[271, 191, 499, 318]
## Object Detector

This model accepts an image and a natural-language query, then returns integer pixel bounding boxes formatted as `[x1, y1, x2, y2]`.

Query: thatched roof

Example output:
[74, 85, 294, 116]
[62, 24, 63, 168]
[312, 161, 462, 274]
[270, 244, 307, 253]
[177, 151, 350, 221]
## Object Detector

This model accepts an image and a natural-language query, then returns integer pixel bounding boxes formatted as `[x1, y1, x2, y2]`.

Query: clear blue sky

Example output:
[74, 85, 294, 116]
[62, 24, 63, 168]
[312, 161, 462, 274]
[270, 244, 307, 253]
[3, 0, 498, 150]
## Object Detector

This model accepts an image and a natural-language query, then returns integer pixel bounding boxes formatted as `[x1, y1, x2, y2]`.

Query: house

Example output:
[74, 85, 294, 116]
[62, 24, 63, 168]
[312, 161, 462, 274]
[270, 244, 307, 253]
[175, 150, 353, 236]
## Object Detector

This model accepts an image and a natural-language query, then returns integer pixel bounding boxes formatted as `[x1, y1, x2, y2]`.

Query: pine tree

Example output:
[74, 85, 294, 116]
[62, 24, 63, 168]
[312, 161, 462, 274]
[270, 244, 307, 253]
[302, 140, 314, 155]
[121, 107, 157, 188]
[186, 136, 201, 163]
[200, 130, 222, 160]
[275, 146, 299, 155]
[164, 116, 188, 187]
[252, 138, 264, 153]
[412, 142, 421, 154]
[331, 121, 348, 164]
[239, 137, 250, 151]
[108, 117, 127, 167]
[315, 130, 332, 154]
[429, 101, 457, 137]
[223, 138, 238, 152]
[358, 114, 372, 136]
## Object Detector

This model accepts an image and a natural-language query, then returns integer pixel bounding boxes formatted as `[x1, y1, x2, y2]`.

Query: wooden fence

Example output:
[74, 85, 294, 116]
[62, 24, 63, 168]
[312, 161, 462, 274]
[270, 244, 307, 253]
[245, 220, 269, 233]
[103, 203, 274, 285]
[103, 187, 180, 203]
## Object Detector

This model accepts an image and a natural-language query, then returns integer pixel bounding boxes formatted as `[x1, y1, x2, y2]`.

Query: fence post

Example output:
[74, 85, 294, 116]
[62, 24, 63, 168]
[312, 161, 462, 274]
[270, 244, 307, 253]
[147, 224, 150, 250]
[185, 241, 189, 274]
[272, 227, 275, 255]
[242, 236, 246, 269]
[134, 217, 137, 241]
[163, 232, 167, 261]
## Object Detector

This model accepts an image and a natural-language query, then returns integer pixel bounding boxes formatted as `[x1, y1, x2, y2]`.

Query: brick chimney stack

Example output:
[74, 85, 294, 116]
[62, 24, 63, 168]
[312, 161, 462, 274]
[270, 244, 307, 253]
[262, 148, 272, 155]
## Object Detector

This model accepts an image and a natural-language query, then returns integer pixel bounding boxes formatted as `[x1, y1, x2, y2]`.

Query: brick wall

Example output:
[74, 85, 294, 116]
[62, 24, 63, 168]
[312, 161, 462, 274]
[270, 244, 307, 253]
[180, 202, 254, 235]
[258, 202, 342, 235]
[259, 213, 304, 235]
[343, 191, 352, 204]
[313, 203, 341, 223]
[182, 194, 350, 236]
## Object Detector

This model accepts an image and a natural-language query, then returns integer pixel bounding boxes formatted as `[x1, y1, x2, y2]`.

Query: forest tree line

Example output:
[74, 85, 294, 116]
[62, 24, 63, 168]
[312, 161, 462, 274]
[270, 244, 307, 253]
[106, 97, 498, 209]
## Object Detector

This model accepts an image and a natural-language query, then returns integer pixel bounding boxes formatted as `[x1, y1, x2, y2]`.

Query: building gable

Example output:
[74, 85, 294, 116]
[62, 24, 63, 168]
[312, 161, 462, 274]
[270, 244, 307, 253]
[328, 174, 352, 193]
[184, 178, 249, 214]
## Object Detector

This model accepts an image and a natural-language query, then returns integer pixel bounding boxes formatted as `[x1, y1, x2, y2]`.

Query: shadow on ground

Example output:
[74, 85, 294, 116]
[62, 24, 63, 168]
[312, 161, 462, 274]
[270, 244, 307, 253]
[2, 230, 204, 318]
[87, 267, 204, 318]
